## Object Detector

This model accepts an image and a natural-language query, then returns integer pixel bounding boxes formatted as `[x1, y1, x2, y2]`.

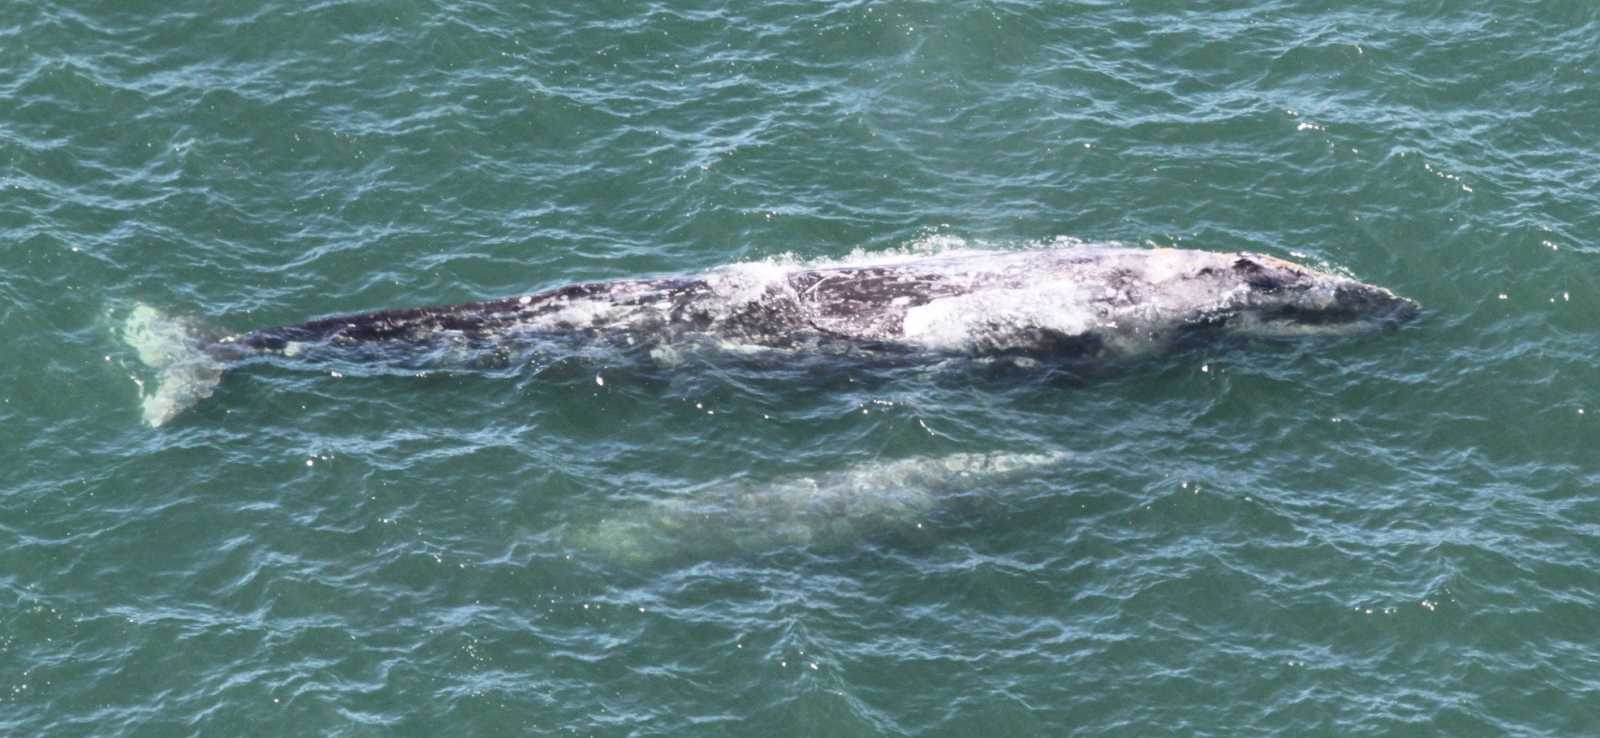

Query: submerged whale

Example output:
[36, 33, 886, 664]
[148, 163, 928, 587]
[122, 246, 1418, 426]
[566, 450, 1068, 565]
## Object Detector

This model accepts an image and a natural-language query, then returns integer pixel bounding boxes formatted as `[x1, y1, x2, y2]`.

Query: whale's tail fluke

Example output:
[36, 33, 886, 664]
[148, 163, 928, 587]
[122, 303, 227, 427]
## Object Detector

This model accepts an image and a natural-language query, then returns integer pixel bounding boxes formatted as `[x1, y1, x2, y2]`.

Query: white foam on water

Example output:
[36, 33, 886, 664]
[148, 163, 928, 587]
[702, 259, 798, 312]
[754, 233, 1059, 273]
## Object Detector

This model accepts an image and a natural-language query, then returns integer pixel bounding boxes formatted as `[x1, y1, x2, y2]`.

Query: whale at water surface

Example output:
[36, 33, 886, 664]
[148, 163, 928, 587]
[122, 246, 1419, 426]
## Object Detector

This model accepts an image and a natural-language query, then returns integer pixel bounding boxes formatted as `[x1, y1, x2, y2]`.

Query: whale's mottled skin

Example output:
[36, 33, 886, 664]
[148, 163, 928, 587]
[122, 247, 1418, 426]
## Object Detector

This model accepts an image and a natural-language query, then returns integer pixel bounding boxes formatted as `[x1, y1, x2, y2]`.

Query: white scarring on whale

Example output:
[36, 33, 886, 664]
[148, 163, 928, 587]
[121, 246, 1419, 426]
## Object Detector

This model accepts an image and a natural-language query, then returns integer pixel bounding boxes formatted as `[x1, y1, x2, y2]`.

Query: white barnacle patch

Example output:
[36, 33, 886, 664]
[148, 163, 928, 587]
[901, 282, 1097, 353]
[1302, 283, 1339, 310]
[522, 297, 617, 331]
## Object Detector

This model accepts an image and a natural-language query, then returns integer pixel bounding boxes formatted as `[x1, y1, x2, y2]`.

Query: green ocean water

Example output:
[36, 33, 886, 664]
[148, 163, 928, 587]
[4, 0, 1599, 735]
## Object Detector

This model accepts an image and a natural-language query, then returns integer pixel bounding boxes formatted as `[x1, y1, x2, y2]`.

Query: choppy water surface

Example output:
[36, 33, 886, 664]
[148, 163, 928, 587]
[4, 1, 1598, 735]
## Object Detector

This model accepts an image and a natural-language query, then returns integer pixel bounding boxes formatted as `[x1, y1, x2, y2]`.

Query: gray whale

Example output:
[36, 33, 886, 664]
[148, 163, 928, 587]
[122, 246, 1418, 426]
[567, 450, 1069, 566]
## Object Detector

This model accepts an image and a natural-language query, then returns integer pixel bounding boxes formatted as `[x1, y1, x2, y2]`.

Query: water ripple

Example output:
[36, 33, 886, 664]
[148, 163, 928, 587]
[4, 0, 1600, 735]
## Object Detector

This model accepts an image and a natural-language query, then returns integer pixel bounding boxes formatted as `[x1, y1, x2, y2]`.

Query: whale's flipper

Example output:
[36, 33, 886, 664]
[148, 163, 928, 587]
[122, 304, 226, 427]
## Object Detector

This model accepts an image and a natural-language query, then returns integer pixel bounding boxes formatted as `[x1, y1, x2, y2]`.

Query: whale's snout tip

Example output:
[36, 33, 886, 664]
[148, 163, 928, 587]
[1369, 286, 1421, 324]
[1393, 296, 1422, 322]
[1332, 283, 1421, 325]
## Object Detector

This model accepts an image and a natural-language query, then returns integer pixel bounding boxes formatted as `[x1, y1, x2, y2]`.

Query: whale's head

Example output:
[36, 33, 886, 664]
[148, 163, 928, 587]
[1219, 253, 1420, 337]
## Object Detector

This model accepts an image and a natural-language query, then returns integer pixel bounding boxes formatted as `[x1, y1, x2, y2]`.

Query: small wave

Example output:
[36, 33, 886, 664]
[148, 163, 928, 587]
[729, 233, 1120, 274]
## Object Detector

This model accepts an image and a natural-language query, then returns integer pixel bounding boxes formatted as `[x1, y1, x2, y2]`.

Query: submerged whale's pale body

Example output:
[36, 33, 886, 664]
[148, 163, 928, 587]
[123, 247, 1418, 425]
[566, 451, 1068, 565]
